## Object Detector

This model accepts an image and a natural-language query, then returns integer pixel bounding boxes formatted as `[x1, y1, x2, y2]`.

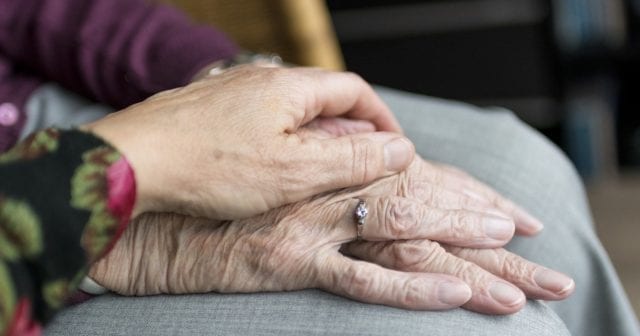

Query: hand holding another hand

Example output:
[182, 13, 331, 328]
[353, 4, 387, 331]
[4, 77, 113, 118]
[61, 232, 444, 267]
[90, 154, 573, 315]
[83, 66, 413, 219]
[86, 72, 573, 315]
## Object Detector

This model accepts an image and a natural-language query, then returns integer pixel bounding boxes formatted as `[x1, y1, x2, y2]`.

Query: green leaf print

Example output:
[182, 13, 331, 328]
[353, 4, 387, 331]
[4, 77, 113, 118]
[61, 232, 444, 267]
[0, 129, 60, 164]
[71, 146, 121, 261]
[0, 198, 43, 260]
[0, 262, 16, 332]
[42, 280, 70, 310]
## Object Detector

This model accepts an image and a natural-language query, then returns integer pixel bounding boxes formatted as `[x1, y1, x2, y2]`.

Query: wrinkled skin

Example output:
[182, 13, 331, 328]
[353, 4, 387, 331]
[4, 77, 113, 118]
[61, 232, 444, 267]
[83, 66, 415, 220]
[90, 153, 574, 315]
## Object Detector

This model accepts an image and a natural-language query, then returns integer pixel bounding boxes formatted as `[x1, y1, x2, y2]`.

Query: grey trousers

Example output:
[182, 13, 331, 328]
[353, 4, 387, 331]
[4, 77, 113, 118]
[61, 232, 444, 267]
[33, 84, 638, 335]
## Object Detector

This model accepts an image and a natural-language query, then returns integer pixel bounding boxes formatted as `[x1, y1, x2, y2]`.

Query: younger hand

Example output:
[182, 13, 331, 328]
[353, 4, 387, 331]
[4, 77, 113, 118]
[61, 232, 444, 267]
[83, 66, 412, 219]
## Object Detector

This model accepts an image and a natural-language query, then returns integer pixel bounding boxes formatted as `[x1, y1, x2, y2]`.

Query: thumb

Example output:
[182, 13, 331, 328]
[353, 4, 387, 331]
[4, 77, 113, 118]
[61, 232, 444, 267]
[289, 132, 415, 197]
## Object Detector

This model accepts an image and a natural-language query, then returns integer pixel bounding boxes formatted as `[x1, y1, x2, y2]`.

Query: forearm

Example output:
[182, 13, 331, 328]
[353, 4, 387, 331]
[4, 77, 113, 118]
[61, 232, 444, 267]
[0, 129, 136, 335]
[0, 0, 239, 108]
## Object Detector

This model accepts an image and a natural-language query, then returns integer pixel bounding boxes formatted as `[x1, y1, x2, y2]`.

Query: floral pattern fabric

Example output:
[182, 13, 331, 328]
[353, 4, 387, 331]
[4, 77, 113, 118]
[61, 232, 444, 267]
[0, 128, 135, 336]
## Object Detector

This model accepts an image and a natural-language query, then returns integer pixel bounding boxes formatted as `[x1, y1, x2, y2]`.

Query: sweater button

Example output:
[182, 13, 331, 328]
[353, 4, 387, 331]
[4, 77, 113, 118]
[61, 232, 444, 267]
[0, 103, 18, 126]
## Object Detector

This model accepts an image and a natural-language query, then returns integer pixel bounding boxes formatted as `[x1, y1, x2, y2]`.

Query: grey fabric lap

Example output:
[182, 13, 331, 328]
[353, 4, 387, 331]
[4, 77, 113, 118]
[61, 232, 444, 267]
[34, 83, 637, 335]
[377, 86, 639, 336]
[45, 291, 567, 336]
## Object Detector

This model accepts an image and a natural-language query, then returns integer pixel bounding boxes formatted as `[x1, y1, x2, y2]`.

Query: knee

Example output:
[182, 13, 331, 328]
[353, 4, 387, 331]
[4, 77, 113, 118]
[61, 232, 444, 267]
[346, 299, 571, 336]
[494, 301, 571, 336]
[485, 109, 569, 168]
[480, 108, 586, 202]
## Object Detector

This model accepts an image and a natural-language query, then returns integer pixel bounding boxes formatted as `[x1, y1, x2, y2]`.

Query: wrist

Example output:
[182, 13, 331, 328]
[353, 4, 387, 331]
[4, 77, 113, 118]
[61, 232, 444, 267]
[79, 120, 150, 218]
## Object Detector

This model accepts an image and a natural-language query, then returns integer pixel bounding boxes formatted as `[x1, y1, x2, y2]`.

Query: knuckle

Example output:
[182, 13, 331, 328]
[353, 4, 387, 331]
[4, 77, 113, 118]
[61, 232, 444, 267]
[446, 253, 495, 287]
[451, 259, 480, 280]
[344, 264, 376, 299]
[410, 182, 437, 205]
[498, 254, 531, 282]
[449, 211, 482, 239]
[400, 277, 426, 307]
[459, 194, 478, 209]
[390, 241, 445, 271]
[389, 243, 421, 269]
[440, 189, 468, 209]
[349, 138, 382, 184]
[381, 199, 417, 237]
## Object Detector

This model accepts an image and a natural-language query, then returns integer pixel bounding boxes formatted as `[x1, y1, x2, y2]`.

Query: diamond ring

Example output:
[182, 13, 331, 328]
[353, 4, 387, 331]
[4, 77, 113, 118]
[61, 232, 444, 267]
[354, 200, 368, 240]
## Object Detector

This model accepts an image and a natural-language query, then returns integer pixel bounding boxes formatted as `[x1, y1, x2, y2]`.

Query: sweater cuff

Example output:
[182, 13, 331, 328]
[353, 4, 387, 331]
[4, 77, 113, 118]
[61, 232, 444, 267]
[1, 129, 136, 336]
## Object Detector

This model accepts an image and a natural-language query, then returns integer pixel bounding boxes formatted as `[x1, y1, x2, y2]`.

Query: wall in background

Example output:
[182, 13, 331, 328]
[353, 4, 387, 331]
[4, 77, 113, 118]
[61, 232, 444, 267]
[327, 0, 640, 180]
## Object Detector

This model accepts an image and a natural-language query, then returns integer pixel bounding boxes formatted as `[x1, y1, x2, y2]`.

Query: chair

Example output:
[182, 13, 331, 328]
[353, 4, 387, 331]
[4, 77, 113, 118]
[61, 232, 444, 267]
[157, 0, 345, 70]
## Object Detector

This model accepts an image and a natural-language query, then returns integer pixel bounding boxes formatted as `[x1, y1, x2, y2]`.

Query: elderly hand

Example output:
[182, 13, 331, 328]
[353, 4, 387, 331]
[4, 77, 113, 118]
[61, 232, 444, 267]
[303, 119, 573, 314]
[89, 202, 476, 311]
[82, 66, 412, 219]
[342, 240, 574, 315]
[339, 158, 574, 314]
[303, 117, 545, 236]
[89, 154, 572, 314]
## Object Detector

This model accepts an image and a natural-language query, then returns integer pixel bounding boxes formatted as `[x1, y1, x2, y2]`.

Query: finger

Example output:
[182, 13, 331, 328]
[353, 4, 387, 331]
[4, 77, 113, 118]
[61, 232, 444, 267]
[429, 163, 544, 235]
[316, 252, 471, 310]
[295, 68, 403, 132]
[303, 117, 376, 138]
[405, 180, 512, 218]
[444, 246, 575, 300]
[286, 132, 415, 197]
[343, 240, 526, 315]
[343, 196, 515, 248]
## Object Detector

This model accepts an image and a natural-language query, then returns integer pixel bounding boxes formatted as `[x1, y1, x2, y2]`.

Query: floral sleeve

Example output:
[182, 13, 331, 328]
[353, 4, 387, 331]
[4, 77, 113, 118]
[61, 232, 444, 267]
[0, 128, 136, 336]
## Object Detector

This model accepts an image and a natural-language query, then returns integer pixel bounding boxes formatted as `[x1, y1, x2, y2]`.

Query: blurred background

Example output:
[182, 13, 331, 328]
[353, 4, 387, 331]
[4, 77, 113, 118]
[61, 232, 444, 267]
[325, 0, 640, 319]
[162, 0, 638, 317]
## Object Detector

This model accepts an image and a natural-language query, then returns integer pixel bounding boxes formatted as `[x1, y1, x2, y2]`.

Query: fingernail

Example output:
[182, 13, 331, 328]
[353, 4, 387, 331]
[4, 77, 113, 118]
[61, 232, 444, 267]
[515, 205, 544, 233]
[384, 137, 414, 172]
[489, 281, 525, 307]
[437, 281, 472, 306]
[534, 269, 575, 295]
[483, 216, 515, 240]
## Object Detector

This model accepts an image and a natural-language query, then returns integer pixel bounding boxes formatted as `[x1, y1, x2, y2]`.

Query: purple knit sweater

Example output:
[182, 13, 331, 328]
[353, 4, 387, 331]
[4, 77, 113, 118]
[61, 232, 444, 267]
[0, 0, 239, 151]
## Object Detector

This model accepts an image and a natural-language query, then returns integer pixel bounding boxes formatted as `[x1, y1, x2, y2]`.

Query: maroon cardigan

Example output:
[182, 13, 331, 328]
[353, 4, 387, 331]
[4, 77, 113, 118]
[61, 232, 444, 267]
[0, 0, 239, 151]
